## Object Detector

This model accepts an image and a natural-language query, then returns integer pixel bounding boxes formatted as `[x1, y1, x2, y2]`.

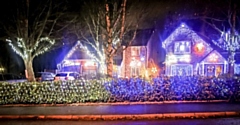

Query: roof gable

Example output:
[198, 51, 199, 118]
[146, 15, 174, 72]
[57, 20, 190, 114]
[62, 41, 91, 61]
[200, 50, 227, 64]
[162, 23, 212, 51]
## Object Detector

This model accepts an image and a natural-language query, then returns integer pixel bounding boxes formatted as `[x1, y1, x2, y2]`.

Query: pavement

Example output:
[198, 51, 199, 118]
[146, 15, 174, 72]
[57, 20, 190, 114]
[0, 101, 240, 120]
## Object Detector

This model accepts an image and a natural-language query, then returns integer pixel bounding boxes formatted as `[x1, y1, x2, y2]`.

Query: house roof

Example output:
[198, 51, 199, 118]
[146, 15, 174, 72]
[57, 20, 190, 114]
[162, 22, 240, 64]
[59, 41, 123, 66]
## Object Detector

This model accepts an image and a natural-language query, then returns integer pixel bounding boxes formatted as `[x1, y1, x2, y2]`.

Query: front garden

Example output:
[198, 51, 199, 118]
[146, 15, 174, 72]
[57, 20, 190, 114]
[0, 76, 240, 104]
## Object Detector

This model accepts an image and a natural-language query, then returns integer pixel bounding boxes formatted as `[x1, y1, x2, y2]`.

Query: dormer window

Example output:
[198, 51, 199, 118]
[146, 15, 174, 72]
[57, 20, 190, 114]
[174, 41, 191, 54]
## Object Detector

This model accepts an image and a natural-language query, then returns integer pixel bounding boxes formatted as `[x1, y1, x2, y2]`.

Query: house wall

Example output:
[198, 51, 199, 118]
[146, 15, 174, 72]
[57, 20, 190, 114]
[162, 23, 228, 76]
[121, 46, 147, 78]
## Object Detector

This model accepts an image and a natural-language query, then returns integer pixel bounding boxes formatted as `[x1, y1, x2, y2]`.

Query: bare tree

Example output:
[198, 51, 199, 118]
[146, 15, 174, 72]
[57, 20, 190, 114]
[195, 0, 240, 75]
[72, 0, 148, 77]
[1, 0, 69, 81]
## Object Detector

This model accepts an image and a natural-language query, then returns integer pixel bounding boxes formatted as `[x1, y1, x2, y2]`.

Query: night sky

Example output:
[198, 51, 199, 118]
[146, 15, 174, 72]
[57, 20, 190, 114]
[0, 0, 238, 74]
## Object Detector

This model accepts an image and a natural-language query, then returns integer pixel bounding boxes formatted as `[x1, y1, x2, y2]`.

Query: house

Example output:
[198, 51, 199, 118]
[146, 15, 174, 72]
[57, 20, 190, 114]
[120, 29, 154, 78]
[56, 41, 98, 77]
[57, 23, 240, 78]
[162, 23, 240, 76]
[56, 29, 154, 78]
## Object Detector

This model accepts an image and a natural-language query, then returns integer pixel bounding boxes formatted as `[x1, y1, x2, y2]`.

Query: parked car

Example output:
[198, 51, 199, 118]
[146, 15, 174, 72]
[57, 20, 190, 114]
[0, 73, 27, 83]
[35, 72, 56, 82]
[54, 72, 80, 81]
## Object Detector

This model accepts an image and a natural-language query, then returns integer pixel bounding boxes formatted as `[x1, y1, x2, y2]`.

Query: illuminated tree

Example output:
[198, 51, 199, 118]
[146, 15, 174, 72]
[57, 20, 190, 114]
[72, 0, 148, 77]
[164, 0, 240, 75]
[197, 0, 240, 75]
[1, 0, 68, 81]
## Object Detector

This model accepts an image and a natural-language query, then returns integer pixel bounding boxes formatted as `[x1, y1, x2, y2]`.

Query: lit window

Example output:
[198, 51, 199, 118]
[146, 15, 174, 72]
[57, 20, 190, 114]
[174, 41, 191, 54]
[131, 47, 140, 56]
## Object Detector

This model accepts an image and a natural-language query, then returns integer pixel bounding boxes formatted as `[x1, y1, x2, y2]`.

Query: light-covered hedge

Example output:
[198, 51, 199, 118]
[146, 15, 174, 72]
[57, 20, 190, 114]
[0, 76, 240, 105]
[0, 79, 111, 104]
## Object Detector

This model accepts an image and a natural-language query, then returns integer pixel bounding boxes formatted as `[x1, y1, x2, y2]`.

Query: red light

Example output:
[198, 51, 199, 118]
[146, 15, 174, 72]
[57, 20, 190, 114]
[196, 43, 204, 51]
[194, 42, 204, 54]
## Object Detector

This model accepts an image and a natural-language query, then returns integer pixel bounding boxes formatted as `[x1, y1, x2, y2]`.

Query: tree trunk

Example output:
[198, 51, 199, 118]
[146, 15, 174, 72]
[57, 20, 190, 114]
[106, 55, 113, 77]
[24, 58, 35, 82]
[228, 51, 235, 76]
[105, 1, 113, 77]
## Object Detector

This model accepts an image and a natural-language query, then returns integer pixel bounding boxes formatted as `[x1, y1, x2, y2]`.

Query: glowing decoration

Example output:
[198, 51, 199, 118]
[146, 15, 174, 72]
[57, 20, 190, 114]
[6, 37, 55, 59]
[163, 23, 213, 56]
[151, 67, 157, 73]
[130, 61, 134, 67]
[137, 62, 141, 67]
[212, 32, 240, 66]
[61, 40, 106, 73]
[207, 66, 215, 72]
[0, 67, 4, 72]
[167, 55, 177, 64]
[63, 61, 81, 67]
[208, 53, 218, 62]
[140, 57, 145, 61]
[130, 60, 141, 67]
[179, 44, 185, 51]
[196, 42, 204, 51]
[179, 55, 191, 62]
[84, 61, 95, 67]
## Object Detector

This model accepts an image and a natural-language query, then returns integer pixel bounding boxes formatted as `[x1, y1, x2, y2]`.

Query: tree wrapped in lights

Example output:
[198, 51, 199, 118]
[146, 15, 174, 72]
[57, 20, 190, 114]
[1, 0, 68, 81]
[202, 0, 240, 75]
[194, 0, 240, 75]
[212, 32, 240, 65]
[71, 0, 148, 77]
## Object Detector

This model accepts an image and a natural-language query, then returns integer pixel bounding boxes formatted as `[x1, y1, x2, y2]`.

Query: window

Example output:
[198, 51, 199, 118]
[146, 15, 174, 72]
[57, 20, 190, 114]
[131, 47, 140, 56]
[174, 41, 191, 54]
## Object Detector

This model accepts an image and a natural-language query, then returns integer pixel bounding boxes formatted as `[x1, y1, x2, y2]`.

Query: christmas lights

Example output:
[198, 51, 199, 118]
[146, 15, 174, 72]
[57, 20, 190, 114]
[6, 37, 55, 59]
[212, 32, 240, 65]
[63, 41, 106, 73]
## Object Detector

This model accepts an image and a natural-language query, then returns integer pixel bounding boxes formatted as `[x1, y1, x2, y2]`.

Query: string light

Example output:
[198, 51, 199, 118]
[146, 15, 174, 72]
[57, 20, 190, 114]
[163, 23, 212, 55]
[6, 37, 55, 59]
[62, 41, 106, 73]
[212, 32, 240, 65]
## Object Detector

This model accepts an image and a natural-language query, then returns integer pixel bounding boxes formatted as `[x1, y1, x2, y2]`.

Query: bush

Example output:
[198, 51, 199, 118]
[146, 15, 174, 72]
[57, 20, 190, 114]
[0, 79, 111, 104]
[0, 76, 239, 104]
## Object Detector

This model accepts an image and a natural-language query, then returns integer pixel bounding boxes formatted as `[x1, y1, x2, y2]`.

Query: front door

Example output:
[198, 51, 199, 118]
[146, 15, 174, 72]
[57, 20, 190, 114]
[205, 64, 223, 77]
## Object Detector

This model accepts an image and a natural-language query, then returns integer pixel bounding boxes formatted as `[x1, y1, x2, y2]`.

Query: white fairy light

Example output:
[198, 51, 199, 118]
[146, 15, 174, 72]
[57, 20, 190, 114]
[6, 37, 55, 59]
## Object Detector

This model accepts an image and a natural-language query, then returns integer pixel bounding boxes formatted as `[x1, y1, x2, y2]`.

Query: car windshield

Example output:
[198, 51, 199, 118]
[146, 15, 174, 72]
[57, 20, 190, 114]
[56, 73, 67, 77]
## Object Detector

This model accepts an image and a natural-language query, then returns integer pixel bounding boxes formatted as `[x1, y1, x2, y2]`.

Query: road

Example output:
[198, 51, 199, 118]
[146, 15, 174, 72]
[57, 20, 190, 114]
[0, 102, 240, 115]
[1, 117, 240, 125]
